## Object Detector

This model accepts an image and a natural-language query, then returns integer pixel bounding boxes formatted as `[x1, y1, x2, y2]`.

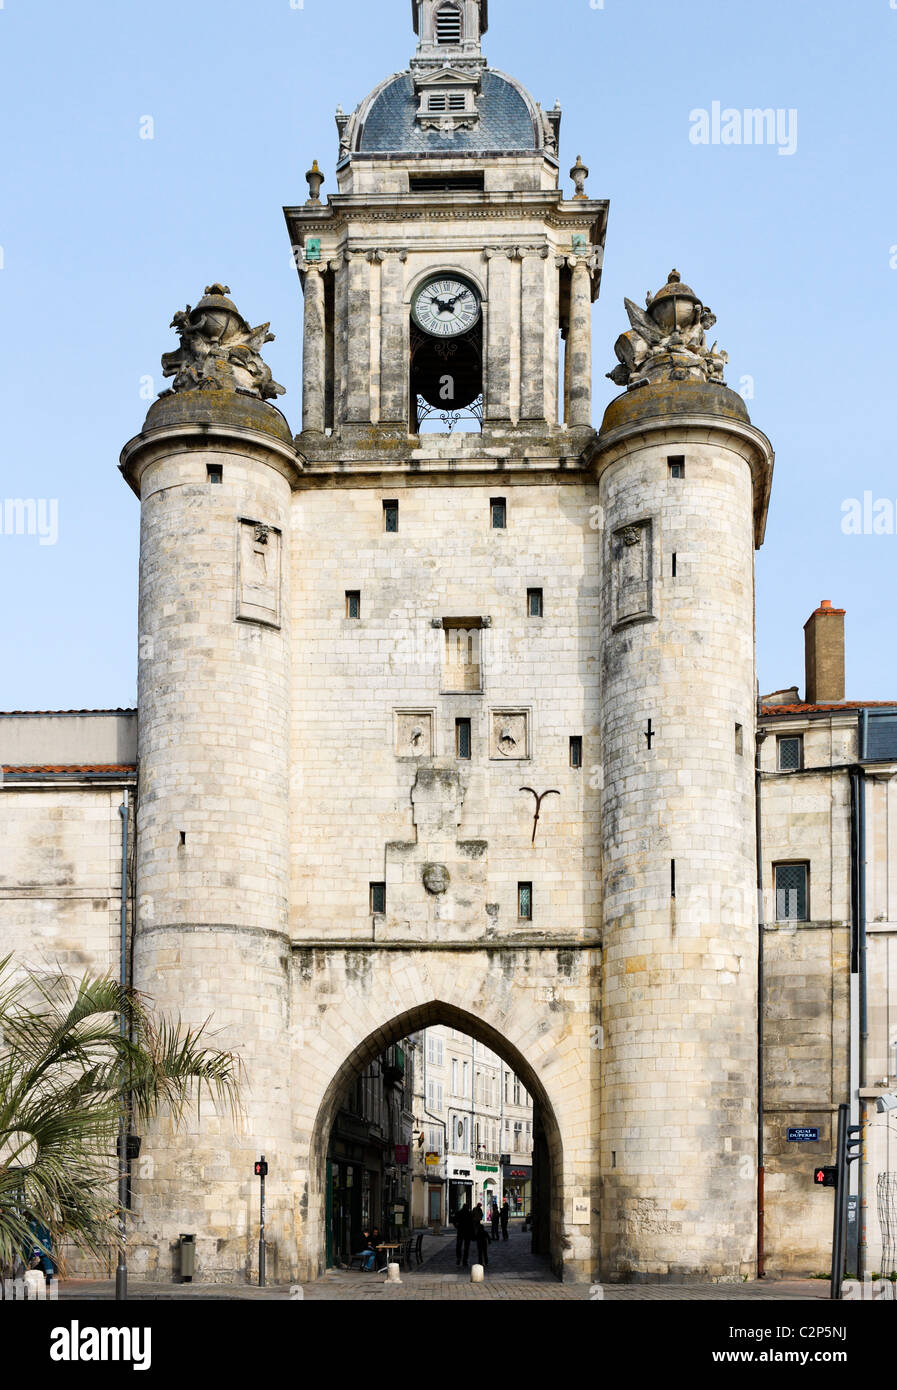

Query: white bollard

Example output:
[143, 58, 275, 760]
[23, 1270, 46, 1300]
[386, 1262, 402, 1284]
[470, 1263, 484, 1283]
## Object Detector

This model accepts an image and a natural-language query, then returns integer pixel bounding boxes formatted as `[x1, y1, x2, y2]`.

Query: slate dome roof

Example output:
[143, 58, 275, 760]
[355, 69, 542, 155]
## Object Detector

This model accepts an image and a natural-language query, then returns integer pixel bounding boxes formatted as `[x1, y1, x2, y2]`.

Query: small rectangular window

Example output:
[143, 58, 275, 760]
[448, 93, 466, 112]
[370, 881, 386, 914]
[491, 497, 506, 529]
[207, 464, 223, 484]
[518, 882, 533, 920]
[569, 736, 583, 768]
[383, 500, 399, 533]
[345, 590, 360, 619]
[670, 859, 676, 898]
[735, 723, 744, 755]
[527, 588, 543, 618]
[775, 863, 809, 922]
[671, 552, 677, 578]
[428, 93, 447, 112]
[456, 718, 472, 759]
[777, 735, 803, 771]
[668, 456, 685, 478]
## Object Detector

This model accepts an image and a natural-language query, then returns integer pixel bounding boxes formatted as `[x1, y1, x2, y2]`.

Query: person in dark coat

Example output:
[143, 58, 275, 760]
[500, 1198, 510, 1240]
[453, 1202, 473, 1267]
[489, 1198, 500, 1241]
[473, 1203, 489, 1267]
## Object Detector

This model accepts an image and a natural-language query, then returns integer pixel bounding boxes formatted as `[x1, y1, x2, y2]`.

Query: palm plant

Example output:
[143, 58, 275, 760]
[0, 954, 242, 1276]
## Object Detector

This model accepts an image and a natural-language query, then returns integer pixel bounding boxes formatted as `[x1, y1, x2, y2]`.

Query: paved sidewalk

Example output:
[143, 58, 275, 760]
[56, 1230, 831, 1301]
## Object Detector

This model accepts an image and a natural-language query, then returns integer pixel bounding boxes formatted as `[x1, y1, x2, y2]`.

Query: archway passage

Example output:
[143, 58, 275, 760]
[309, 1000, 563, 1279]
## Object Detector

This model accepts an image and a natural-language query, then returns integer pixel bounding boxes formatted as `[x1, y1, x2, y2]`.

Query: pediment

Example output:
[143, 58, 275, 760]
[414, 66, 482, 90]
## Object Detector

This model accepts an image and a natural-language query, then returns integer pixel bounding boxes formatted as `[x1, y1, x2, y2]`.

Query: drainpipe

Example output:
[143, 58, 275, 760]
[115, 790, 129, 1301]
[851, 727, 868, 1280]
[755, 730, 767, 1278]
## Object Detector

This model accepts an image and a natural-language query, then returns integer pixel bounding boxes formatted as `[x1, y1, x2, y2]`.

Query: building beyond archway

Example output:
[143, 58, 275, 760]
[308, 1000, 564, 1277]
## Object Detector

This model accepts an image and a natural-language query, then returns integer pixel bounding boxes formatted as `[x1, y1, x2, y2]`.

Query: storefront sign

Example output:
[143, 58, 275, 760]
[395, 1144, 410, 1164]
[475, 1164, 498, 1173]
[425, 1151, 440, 1165]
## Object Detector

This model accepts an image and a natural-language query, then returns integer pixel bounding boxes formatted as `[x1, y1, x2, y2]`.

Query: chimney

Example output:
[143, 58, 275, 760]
[804, 600, 846, 705]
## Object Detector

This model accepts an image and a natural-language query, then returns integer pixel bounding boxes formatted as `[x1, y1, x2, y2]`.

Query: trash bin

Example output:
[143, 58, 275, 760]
[179, 1234, 196, 1283]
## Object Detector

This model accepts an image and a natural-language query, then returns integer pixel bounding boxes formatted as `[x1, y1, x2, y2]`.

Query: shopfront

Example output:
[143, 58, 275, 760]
[447, 1160, 473, 1217]
[502, 1164, 532, 1219]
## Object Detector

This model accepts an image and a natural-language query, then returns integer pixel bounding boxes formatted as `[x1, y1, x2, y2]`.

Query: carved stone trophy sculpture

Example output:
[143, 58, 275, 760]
[607, 269, 729, 389]
[160, 283, 286, 400]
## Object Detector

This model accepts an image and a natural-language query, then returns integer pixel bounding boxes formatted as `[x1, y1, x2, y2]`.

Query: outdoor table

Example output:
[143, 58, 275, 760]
[376, 1242, 400, 1275]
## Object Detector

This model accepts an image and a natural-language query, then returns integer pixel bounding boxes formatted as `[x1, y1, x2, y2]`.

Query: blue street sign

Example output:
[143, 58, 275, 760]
[787, 1127, 820, 1142]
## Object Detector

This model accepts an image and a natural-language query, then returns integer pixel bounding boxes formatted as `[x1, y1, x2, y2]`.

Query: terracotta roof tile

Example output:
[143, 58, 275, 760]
[760, 701, 897, 716]
[1, 764, 136, 775]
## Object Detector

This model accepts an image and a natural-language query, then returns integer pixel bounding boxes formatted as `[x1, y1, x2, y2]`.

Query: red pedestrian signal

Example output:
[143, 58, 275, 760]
[254, 1159, 268, 1178]
[814, 1166, 836, 1187]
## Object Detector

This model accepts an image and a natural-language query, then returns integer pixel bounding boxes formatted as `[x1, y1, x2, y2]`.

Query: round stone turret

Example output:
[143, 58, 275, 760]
[592, 283, 774, 1281]
[120, 290, 302, 1282]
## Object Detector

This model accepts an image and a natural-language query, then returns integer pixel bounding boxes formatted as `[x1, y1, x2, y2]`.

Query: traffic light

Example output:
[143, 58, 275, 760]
[814, 1166, 837, 1187]
[254, 1159, 268, 1178]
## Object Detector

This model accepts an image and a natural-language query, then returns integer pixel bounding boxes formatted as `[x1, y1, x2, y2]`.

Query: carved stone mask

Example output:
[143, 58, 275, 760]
[423, 864, 450, 896]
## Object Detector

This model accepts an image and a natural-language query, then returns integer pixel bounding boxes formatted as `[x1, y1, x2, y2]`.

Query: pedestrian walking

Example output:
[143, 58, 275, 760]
[500, 1198, 510, 1240]
[453, 1201, 473, 1267]
[489, 1198, 500, 1241]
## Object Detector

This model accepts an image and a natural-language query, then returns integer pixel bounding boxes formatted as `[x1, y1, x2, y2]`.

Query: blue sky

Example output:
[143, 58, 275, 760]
[0, 0, 895, 709]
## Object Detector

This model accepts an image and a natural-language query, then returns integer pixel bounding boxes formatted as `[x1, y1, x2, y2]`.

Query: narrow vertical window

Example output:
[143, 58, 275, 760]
[668, 456, 685, 478]
[456, 718, 472, 759]
[383, 500, 399, 533]
[735, 723, 744, 755]
[569, 736, 583, 768]
[671, 552, 677, 578]
[775, 863, 809, 922]
[345, 590, 360, 619]
[207, 464, 223, 484]
[527, 588, 543, 618]
[518, 882, 533, 920]
[670, 860, 676, 898]
[370, 881, 386, 914]
[491, 497, 506, 529]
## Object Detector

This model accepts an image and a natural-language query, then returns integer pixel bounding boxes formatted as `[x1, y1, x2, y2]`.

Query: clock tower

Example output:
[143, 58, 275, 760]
[285, 0, 607, 446]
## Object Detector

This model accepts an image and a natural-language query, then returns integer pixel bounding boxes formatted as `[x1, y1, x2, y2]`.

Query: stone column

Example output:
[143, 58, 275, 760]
[301, 265, 326, 434]
[519, 248, 547, 421]
[333, 255, 349, 428]
[379, 251, 407, 424]
[566, 258, 592, 427]
[484, 249, 511, 422]
[345, 249, 371, 423]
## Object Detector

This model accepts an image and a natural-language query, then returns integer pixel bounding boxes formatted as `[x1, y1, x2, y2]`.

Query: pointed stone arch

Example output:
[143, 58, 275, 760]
[291, 944, 598, 1283]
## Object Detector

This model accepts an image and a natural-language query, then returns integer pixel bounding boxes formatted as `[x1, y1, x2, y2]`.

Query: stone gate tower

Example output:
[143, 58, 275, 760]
[121, 0, 773, 1284]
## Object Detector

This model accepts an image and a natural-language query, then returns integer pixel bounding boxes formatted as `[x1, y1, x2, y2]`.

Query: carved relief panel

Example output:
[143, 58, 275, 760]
[490, 709, 530, 760]
[611, 518, 654, 629]
[394, 710, 435, 758]
[236, 519, 282, 627]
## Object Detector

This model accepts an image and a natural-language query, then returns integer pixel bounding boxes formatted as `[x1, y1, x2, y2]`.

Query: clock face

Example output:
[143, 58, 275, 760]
[412, 276, 481, 337]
